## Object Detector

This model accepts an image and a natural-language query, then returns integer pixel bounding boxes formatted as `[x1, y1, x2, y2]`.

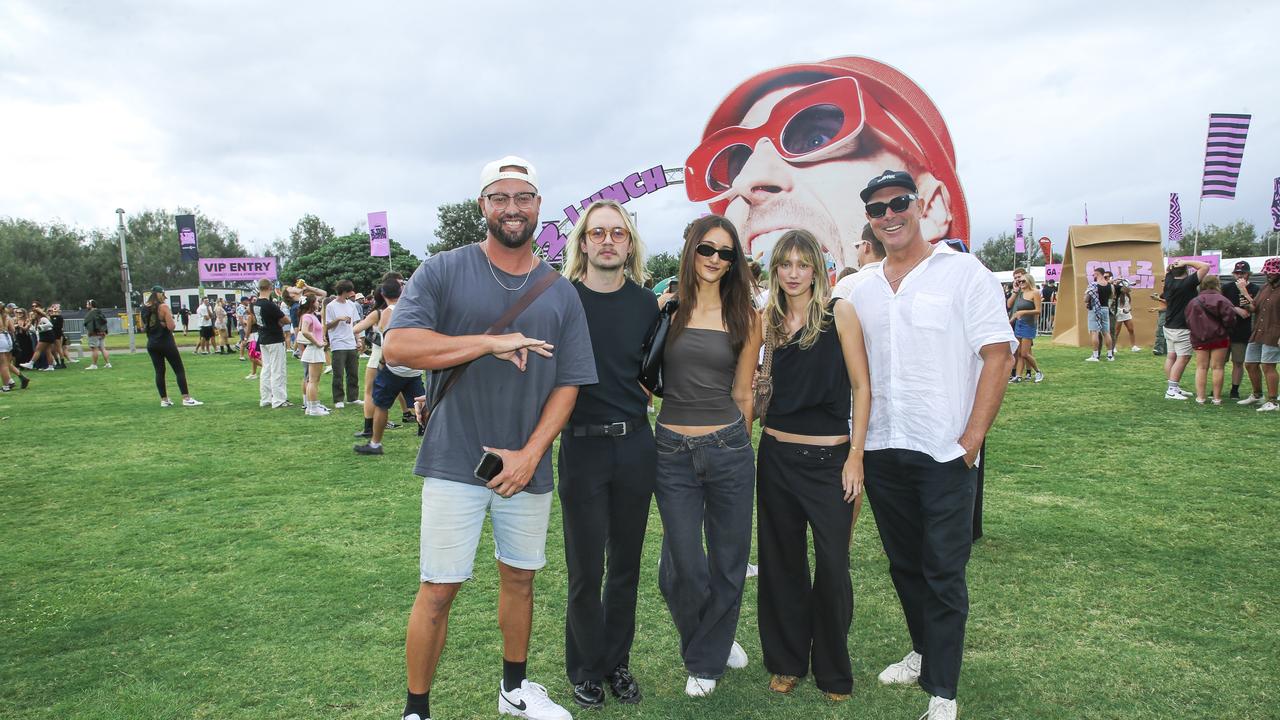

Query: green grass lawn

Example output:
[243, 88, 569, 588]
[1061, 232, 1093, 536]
[2, 345, 1276, 719]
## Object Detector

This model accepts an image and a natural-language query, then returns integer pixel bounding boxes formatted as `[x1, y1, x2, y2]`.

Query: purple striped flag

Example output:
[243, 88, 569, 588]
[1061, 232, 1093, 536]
[1169, 193, 1183, 246]
[1200, 113, 1250, 199]
[1272, 178, 1280, 232]
[1083, 203, 1088, 225]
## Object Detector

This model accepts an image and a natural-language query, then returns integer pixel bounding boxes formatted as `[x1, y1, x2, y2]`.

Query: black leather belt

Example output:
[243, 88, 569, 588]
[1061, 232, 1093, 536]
[568, 417, 645, 438]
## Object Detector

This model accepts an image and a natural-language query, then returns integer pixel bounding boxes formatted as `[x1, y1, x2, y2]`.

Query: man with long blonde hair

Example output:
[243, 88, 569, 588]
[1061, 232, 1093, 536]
[556, 200, 659, 708]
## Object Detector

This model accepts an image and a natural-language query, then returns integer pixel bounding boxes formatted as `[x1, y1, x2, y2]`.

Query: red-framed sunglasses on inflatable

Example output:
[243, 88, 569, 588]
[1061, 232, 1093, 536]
[684, 76, 924, 203]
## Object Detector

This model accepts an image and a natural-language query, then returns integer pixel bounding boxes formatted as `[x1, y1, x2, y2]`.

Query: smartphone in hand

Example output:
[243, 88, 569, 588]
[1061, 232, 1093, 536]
[475, 451, 504, 482]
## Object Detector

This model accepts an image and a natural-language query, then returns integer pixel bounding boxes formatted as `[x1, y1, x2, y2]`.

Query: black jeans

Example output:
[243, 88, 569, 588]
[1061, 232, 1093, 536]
[330, 349, 359, 403]
[756, 434, 853, 694]
[654, 417, 755, 680]
[147, 339, 189, 398]
[863, 448, 977, 700]
[557, 423, 656, 683]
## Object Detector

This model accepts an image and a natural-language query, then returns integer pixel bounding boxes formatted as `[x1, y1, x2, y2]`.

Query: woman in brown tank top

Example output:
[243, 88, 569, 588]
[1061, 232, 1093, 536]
[653, 215, 761, 698]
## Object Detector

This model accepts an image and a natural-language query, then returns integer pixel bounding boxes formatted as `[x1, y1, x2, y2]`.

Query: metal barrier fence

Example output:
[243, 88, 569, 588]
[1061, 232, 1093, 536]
[1037, 301, 1056, 336]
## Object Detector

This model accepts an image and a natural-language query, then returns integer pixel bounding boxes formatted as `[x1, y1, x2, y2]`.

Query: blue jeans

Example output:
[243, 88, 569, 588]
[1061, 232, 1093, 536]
[654, 417, 756, 679]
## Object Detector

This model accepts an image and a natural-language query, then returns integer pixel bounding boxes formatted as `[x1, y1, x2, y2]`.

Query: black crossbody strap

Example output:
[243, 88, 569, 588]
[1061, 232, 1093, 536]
[429, 265, 561, 414]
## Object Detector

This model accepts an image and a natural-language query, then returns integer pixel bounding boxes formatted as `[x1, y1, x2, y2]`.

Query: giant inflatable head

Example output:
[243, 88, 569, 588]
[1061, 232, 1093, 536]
[686, 56, 969, 273]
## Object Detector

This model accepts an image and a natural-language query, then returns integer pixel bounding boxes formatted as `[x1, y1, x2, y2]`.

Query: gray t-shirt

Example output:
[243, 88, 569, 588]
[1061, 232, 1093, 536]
[387, 244, 597, 494]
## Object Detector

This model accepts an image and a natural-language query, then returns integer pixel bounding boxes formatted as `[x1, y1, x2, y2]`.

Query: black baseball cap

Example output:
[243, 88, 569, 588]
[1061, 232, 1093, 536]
[860, 170, 918, 202]
[1233, 261, 1251, 274]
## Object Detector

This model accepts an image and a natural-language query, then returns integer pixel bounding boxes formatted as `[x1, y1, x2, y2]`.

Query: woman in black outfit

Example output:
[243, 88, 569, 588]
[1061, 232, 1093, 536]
[755, 230, 870, 701]
[141, 286, 202, 408]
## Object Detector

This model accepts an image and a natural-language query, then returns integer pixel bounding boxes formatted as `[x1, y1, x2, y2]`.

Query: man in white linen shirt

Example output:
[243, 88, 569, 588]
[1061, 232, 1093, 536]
[844, 170, 1014, 720]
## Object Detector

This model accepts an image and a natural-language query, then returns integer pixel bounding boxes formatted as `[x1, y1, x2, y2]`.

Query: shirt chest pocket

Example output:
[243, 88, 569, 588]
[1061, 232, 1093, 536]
[910, 292, 952, 331]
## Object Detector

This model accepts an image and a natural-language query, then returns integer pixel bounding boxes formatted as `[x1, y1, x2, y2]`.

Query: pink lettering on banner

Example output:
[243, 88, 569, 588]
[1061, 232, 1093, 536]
[198, 256, 278, 282]
[536, 164, 676, 263]
[1045, 263, 1062, 281]
[1084, 260, 1155, 289]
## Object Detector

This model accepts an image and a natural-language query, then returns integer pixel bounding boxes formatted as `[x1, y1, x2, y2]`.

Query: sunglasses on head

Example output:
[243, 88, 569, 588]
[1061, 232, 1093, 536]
[865, 193, 918, 218]
[684, 76, 924, 205]
[695, 243, 737, 263]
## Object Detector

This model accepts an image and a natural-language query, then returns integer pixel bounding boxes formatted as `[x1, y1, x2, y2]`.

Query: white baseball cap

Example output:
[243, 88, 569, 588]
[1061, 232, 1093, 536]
[479, 155, 538, 194]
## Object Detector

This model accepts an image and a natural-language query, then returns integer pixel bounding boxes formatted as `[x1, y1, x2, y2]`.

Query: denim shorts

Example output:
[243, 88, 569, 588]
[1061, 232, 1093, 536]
[419, 476, 553, 583]
[1086, 308, 1109, 333]
[1244, 342, 1280, 364]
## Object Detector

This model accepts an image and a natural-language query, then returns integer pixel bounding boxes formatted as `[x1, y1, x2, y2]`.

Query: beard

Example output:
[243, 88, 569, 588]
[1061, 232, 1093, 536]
[487, 213, 536, 249]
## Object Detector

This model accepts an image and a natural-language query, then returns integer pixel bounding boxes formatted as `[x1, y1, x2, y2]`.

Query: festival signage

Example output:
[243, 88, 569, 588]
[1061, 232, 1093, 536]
[534, 165, 678, 264]
[1038, 236, 1052, 264]
[685, 56, 970, 274]
[1053, 223, 1164, 348]
[198, 257, 278, 282]
[368, 211, 389, 257]
[1015, 215, 1025, 254]
[1044, 263, 1062, 282]
[176, 214, 199, 262]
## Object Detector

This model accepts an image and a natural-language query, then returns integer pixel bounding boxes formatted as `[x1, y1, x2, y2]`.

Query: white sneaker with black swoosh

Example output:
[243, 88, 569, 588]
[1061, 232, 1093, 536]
[498, 679, 571, 720]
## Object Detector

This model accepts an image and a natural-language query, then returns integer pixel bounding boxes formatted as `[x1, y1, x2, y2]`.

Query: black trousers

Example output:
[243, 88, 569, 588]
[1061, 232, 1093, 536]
[556, 423, 656, 683]
[863, 449, 976, 700]
[330, 349, 359, 403]
[756, 434, 854, 694]
[147, 339, 189, 398]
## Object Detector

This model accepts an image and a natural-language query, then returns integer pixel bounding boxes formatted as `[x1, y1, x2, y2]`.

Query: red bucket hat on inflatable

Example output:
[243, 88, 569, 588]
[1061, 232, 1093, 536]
[686, 56, 969, 244]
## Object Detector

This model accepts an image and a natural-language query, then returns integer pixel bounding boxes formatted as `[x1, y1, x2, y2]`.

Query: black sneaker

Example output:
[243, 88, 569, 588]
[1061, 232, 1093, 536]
[353, 429, 372, 438]
[353, 443, 383, 455]
[1229, 390, 1241, 399]
[606, 665, 641, 704]
[572, 680, 605, 709]
[19, 375, 29, 389]
[386, 420, 402, 430]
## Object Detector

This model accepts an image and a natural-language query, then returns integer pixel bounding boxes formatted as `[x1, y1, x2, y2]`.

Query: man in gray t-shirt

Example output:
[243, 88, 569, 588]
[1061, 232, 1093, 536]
[383, 155, 595, 720]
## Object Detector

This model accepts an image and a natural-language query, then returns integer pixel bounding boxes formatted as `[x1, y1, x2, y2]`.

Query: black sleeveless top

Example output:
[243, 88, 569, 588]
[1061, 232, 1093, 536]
[142, 305, 173, 346]
[764, 300, 851, 436]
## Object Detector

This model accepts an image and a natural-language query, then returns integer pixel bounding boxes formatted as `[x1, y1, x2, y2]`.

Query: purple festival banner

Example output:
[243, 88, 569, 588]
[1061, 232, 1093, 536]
[1045, 263, 1062, 282]
[1167, 255, 1220, 275]
[198, 257, 278, 282]
[1272, 178, 1280, 232]
[368, 211, 389, 257]
[1014, 214, 1025, 254]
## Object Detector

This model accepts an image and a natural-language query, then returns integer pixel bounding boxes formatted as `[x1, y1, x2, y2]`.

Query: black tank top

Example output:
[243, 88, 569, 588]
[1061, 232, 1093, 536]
[764, 301, 852, 436]
[142, 305, 173, 346]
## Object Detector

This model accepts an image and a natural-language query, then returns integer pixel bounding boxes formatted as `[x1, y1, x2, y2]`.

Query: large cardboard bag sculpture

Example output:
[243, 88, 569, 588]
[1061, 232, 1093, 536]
[1053, 223, 1164, 348]
[685, 56, 970, 274]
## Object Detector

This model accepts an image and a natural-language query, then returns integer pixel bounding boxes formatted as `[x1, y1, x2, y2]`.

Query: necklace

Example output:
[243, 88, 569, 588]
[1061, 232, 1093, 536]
[883, 251, 930, 288]
[485, 246, 535, 292]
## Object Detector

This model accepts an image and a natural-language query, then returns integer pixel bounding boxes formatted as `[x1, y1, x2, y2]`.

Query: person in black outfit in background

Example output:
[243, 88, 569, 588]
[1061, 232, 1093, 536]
[141, 286, 203, 408]
[556, 200, 659, 709]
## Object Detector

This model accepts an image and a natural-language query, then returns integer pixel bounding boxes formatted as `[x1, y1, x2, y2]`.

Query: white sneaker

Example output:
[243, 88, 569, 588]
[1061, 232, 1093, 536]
[85, 364, 98, 370]
[245, 373, 257, 380]
[305, 406, 330, 416]
[498, 679, 571, 719]
[1258, 401, 1279, 413]
[1084, 355, 1099, 362]
[182, 398, 204, 406]
[323, 365, 333, 374]
[684, 676, 717, 698]
[745, 563, 759, 578]
[1238, 395, 1262, 406]
[1033, 371, 1044, 383]
[350, 399, 363, 405]
[922, 695, 958, 720]
[1106, 353, 1115, 361]
[19, 362, 32, 369]
[402, 714, 426, 720]
[69, 358, 79, 363]
[160, 399, 174, 407]
[105, 363, 112, 368]
[878, 650, 922, 685]
[727, 641, 748, 669]
[1164, 389, 1188, 400]
[1131, 346, 1141, 352]
[334, 402, 345, 409]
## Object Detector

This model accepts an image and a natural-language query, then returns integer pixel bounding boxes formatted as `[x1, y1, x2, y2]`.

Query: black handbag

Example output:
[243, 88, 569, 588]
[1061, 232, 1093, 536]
[640, 297, 678, 396]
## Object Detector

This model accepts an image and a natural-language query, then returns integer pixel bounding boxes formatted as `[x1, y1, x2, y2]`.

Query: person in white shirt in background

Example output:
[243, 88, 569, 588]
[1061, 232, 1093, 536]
[324, 279, 364, 409]
[830, 224, 885, 301]
[844, 170, 1014, 720]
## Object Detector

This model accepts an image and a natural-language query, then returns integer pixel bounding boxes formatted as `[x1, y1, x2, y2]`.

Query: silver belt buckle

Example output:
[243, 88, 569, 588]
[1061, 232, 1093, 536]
[608, 421, 628, 436]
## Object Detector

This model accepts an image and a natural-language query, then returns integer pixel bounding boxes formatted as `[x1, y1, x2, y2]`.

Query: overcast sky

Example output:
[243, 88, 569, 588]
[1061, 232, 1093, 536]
[2, 0, 1277, 262]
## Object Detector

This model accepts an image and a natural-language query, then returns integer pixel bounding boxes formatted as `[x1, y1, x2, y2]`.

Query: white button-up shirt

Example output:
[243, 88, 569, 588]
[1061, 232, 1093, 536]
[845, 242, 1015, 463]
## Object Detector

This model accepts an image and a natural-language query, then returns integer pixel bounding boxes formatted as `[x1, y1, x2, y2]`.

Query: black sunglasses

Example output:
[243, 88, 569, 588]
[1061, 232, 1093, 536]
[695, 243, 737, 263]
[865, 193, 918, 218]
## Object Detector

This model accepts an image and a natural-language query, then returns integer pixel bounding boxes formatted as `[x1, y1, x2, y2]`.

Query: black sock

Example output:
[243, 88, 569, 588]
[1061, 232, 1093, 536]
[404, 690, 429, 719]
[503, 658, 527, 691]
[363, 417, 374, 432]
[1231, 384, 1240, 393]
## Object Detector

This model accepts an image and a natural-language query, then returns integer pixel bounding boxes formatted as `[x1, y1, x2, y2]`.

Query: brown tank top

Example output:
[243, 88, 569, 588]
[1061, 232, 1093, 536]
[657, 328, 741, 425]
